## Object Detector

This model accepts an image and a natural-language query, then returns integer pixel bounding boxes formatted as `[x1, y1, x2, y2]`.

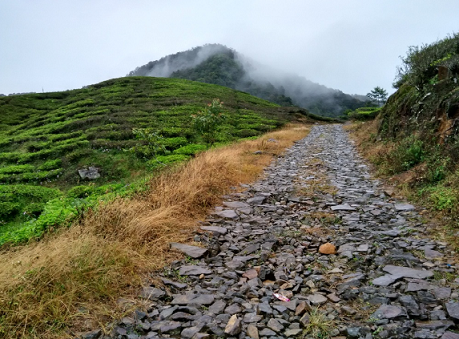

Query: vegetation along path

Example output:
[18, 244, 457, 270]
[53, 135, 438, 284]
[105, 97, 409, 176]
[93, 125, 459, 339]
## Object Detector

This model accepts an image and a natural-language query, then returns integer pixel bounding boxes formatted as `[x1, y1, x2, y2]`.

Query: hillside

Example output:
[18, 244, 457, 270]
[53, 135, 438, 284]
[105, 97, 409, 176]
[0, 76, 320, 246]
[350, 32, 459, 235]
[128, 44, 370, 117]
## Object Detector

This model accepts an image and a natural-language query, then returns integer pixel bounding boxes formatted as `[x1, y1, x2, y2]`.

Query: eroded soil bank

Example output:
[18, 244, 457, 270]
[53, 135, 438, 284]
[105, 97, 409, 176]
[88, 124, 459, 339]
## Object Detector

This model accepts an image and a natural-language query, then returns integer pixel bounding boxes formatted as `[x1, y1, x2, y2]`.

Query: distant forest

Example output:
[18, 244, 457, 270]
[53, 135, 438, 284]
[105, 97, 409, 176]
[129, 44, 371, 117]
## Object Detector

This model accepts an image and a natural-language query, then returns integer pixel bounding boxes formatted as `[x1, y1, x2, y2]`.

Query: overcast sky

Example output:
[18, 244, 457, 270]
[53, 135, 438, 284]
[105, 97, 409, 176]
[1, 1, 458, 96]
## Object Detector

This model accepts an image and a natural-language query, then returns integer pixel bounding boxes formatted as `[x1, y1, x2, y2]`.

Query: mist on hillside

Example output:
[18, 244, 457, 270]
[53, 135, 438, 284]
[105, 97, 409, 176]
[128, 44, 369, 116]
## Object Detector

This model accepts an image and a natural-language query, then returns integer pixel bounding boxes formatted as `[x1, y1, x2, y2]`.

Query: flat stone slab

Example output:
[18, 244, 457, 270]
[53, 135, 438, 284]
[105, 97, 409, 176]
[161, 278, 187, 289]
[306, 294, 328, 305]
[140, 287, 165, 300]
[331, 203, 356, 211]
[395, 203, 415, 211]
[200, 226, 227, 234]
[170, 243, 207, 258]
[382, 265, 433, 279]
[171, 294, 215, 305]
[378, 229, 402, 237]
[214, 209, 238, 219]
[337, 243, 356, 253]
[223, 201, 250, 209]
[372, 305, 407, 319]
[446, 302, 459, 320]
[425, 248, 443, 259]
[247, 196, 266, 205]
[372, 274, 400, 286]
[415, 320, 454, 330]
[405, 280, 434, 292]
[178, 265, 212, 276]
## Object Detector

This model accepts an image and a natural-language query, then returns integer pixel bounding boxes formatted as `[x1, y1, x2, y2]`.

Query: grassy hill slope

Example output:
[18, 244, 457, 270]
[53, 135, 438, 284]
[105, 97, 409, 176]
[0, 76, 319, 246]
[350, 33, 459, 241]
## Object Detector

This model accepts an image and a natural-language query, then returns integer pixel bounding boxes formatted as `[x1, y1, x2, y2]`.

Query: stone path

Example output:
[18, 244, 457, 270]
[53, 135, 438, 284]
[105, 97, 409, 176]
[87, 125, 459, 339]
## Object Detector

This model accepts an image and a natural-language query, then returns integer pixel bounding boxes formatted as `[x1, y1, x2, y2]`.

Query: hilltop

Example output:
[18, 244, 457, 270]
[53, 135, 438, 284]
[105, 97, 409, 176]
[128, 44, 370, 117]
[0, 76, 323, 246]
[350, 32, 459, 238]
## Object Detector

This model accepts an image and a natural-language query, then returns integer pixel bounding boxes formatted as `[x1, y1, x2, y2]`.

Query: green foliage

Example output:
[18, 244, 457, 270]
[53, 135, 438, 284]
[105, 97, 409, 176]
[162, 137, 188, 150]
[366, 86, 388, 106]
[399, 137, 425, 170]
[173, 144, 207, 155]
[0, 165, 35, 174]
[38, 159, 62, 170]
[67, 185, 94, 198]
[130, 128, 167, 160]
[419, 185, 457, 211]
[394, 33, 459, 90]
[0, 76, 302, 245]
[345, 107, 381, 121]
[146, 154, 190, 170]
[0, 185, 62, 222]
[191, 99, 226, 147]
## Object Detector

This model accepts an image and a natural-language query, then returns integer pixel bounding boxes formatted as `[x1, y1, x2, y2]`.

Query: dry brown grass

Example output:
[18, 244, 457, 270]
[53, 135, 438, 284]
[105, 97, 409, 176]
[0, 124, 311, 338]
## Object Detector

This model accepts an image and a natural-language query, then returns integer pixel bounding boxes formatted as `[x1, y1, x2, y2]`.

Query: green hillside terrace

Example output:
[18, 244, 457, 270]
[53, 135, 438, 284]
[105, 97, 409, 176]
[0, 76, 320, 246]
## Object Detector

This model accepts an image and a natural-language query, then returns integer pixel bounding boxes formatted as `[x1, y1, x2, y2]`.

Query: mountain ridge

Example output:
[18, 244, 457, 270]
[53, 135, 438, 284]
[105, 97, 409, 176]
[128, 44, 370, 117]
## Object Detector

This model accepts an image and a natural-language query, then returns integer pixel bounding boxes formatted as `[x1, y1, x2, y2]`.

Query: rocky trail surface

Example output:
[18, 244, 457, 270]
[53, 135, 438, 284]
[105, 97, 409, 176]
[86, 125, 459, 339]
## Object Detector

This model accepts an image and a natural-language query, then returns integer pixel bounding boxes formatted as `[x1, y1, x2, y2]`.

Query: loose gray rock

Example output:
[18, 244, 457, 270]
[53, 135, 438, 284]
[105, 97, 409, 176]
[78, 166, 100, 180]
[331, 203, 356, 211]
[214, 210, 238, 219]
[307, 294, 328, 305]
[170, 243, 208, 258]
[395, 203, 415, 211]
[200, 226, 227, 234]
[382, 265, 433, 279]
[446, 303, 459, 320]
[178, 265, 212, 276]
[140, 287, 165, 300]
[224, 315, 241, 336]
[372, 305, 407, 319]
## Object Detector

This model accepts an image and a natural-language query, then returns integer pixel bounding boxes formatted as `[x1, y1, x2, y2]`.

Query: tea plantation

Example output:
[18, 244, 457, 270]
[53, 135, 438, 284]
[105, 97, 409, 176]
[0, 76, 318, 246]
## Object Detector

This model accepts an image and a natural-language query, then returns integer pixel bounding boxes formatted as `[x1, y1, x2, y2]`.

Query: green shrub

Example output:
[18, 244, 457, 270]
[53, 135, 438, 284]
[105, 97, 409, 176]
[0, 202, 21, 219]
[146, 154, 190, 169]
[38, 159, 62, 170]
[20, 169, 63, 182]
[162, 137, 188, 150]
[67, 185, 94, 198]
[0, 185, 62, 222]
[25, 202, 46, 217]
[26, 141, 51, 152]
[191, 99, 226, 147]
[0, 165, 35, 174]
[428, 187, 457, 211]
[236, 129, 259, 138]
[173, 144, 207, 155]
[401, 138, 425, 170]
[65, 149, 93, 162]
